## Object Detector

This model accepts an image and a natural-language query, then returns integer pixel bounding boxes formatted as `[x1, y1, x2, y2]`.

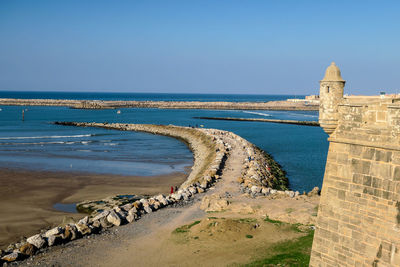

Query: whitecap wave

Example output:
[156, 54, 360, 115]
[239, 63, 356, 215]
[242, 111, 271, 117]
[0, 134, 93, 140]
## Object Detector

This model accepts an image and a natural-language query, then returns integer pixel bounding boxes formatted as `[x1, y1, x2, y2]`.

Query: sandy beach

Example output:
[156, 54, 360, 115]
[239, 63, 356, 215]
[0, 168, 187, 249]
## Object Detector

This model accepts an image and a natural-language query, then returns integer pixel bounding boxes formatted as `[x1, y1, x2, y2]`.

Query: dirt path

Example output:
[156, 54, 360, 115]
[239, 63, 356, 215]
[17, 129, 319, 267]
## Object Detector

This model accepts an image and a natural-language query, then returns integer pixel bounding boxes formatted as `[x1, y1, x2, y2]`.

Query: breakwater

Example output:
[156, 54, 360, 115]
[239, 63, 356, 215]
[195, 116, 320, 126]
[0, 98, 318, 110]
[0, 122, 295, 264]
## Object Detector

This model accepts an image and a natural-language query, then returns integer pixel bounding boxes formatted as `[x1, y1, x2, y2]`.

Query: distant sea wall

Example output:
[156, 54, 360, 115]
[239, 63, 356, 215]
[0, 98, 318, 111]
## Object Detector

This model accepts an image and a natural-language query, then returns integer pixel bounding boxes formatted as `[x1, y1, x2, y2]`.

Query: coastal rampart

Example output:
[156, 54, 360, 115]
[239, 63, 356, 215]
[311, 63, 400, 266]
[0, 98, 318, 110]
[1, 122, 292, 264]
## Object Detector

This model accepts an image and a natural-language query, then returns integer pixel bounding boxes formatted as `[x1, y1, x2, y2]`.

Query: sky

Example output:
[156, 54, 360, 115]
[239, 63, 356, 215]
[0, 0, 399, 95]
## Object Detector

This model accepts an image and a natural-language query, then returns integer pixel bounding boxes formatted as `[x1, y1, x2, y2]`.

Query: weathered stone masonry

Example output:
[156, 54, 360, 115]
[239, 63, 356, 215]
[310, 63, 400, 266]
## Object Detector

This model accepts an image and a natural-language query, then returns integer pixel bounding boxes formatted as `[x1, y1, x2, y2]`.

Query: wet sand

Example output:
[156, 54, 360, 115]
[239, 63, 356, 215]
[0, 168, 187, 249]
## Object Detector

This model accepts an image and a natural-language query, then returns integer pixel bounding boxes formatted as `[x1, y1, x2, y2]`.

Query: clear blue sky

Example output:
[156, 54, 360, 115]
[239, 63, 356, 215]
[0, 0, 399, 95]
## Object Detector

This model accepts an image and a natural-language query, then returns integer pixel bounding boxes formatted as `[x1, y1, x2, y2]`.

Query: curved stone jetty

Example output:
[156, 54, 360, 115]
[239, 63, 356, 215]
[0, 122, 293, 264]
[0, 98, 318, 110]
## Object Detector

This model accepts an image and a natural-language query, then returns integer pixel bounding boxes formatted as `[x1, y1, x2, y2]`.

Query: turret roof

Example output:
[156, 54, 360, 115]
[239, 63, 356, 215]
[321, 62, 345, 82]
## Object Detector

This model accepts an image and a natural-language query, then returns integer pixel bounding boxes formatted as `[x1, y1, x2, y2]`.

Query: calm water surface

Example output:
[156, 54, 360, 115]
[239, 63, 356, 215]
[0, 92, 328, 192]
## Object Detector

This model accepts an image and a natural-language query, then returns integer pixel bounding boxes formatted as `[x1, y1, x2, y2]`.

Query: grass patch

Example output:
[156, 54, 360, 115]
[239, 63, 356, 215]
[245, 235, 253, 239]
[173, 220, 201, 234]
[243, 229, 314, 267]
[263, 216, 283, 225]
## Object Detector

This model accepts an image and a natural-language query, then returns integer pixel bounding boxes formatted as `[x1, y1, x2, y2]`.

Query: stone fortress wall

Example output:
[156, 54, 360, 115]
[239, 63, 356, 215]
[310, 63, 400, 266]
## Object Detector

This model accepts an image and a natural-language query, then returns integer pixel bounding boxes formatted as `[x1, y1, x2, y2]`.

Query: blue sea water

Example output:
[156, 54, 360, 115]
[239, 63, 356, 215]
[0, 92, 328, 192]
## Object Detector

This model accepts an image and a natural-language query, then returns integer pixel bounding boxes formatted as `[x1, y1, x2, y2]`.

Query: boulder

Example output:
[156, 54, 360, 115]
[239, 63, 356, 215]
[126, 208, 138, 223]
[307, 187, 320, 197]
[100, 217, 113, 229]
[19, 243, 37, 256]
[143, 205, 152, 214]
[171, 193, 182, 201]
[92, 220, 101, 229]
[250, 186, 261, 194]
[27, 234, 46, 249]
[1, 252, 23, 262]
[200, 194, 229, 212]
[44, 227, 63, 238]
[107, 210, 121, 226]
[78, 216, 89, 225]
[92, 210, 110, 221]
[188, 187, 197, 195]
[261, 187, 270, 195]
[47, 235, 62, 247]
[63, 224, 78, 241]
[120, 203, 133, 212]
[76, 222, 91, 235]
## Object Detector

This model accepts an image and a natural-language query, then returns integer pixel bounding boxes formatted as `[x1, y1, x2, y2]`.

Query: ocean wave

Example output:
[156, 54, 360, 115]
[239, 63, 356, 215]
[242, 111, 271, 117]
[0, 134, 94, 140]
[0, 140, 93, 146]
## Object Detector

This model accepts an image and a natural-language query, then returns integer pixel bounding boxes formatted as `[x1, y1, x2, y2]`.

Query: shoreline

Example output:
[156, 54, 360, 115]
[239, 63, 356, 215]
[0, 98, 318, 110]
[0, 168, 187, 249]
[1, 122, 304, 264]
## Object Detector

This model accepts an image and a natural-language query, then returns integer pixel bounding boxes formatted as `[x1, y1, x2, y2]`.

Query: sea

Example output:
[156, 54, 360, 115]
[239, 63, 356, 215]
[0, 92, 328, 192]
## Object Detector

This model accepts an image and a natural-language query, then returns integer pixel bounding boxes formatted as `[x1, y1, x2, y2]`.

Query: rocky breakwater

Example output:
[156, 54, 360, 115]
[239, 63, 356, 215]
[0, 122, 289, 264]
[0, 98, 319, 111]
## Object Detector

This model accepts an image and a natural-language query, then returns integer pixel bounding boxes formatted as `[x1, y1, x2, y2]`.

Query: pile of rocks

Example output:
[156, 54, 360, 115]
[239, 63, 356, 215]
[1, 123, 230, 264]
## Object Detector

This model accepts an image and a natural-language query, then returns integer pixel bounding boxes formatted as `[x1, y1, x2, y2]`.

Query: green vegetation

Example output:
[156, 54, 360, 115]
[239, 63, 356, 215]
[239, 217, 314, 266]
[242, 229, 314, 267]
[245, 235, 254, 239]
[263, 216, 283, 225]
[173, 220, 201, 233]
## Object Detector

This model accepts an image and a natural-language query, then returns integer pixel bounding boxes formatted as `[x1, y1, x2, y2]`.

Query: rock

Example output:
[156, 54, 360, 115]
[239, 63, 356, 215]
[78, 216, 89, 225]
[261, 187, 270, 195]
[100, 217, 113, 229]
[237, 177, 244, 183]
[197, 187, 205, 193]
[200, 181, 208, 189]
[270, 189, 277, 194]
[200, 194, 229, 212]
[27, 234, 46, 249]
[1, 252, 23, 262]
[76, 222, 91, 235]
[92, 220, 101, 229]
[251, 186, 261, 194]
[92, 210, 110, 221]
[120, 203, 133, 211]
[47, 235, 62, 247]
[19, 243, 37, 256]
[155, 195, 168, 206]
[63, 225, 78, 241]
[307, 187, 320, 197]
[143, 205, 152, 214]
[126, 208, 138, 223]
[188, 187, 197, 195]
[295, 191, 300, 197]
[171, 193, 182, 201]
[107, 210, 121, 226]
[44, 227, 63, 238]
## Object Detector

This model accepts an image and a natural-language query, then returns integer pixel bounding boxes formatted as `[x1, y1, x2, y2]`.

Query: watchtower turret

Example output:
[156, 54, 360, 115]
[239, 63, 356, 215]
[319, 62, 346, 134]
